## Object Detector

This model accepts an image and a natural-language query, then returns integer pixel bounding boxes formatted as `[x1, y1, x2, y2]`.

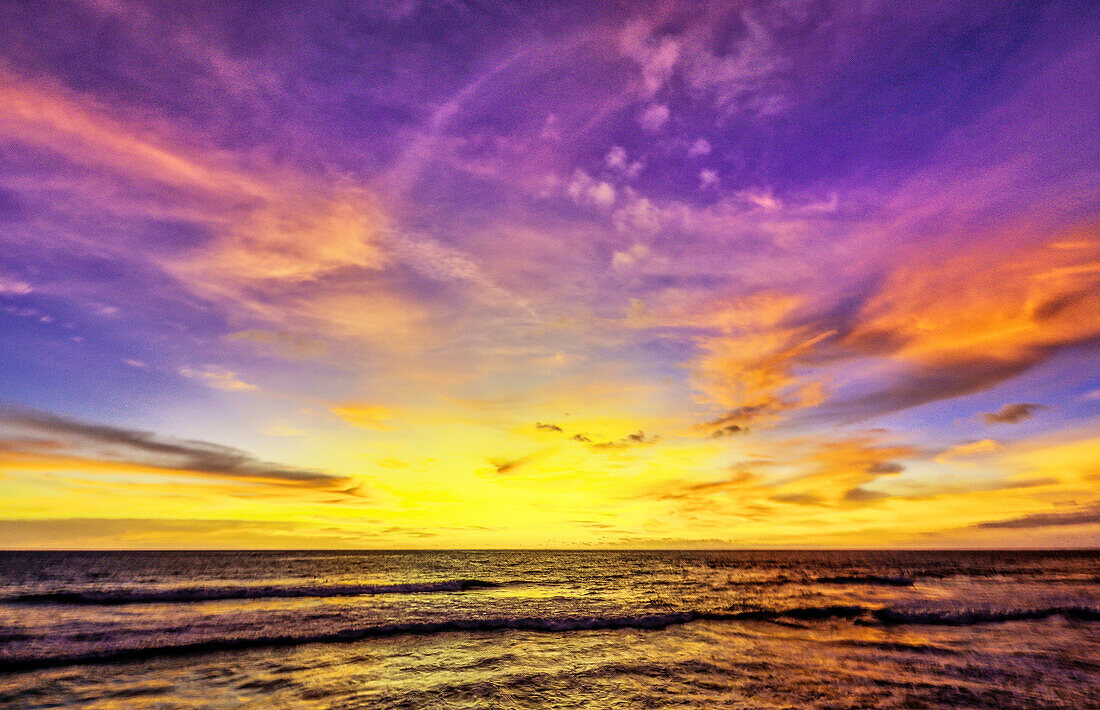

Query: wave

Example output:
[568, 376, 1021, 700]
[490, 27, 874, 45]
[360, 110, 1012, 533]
[2, 579, 503, 606]
[813, 575, 914, 587]
[872, 605, 1100, 625]
[725, 574, 914, 588]
[3, 603, 1097, 673]
[0, 606, 860, 672]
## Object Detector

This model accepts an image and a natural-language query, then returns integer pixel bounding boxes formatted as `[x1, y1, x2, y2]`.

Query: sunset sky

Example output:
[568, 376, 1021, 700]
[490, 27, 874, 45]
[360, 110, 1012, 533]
[0, 0, 1097, 549]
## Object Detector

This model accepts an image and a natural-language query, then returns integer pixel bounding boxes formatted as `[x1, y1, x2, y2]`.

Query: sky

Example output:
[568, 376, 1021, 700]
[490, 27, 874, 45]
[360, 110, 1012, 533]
[0, 0, 1097, 549]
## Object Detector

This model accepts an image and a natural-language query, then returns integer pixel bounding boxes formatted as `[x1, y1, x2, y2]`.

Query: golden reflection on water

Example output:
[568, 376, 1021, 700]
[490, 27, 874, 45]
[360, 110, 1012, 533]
[2, 551, 1098, 708]
[15, 617, 1096, 709]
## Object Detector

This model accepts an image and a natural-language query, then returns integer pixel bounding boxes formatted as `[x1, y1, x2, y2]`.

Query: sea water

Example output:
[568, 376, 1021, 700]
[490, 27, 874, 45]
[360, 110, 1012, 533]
[1, 550, 1097, 708]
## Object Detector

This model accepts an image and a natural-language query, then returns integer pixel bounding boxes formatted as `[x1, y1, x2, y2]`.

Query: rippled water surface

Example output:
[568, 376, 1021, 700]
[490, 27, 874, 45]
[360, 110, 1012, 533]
[1, 550, 1098, 708]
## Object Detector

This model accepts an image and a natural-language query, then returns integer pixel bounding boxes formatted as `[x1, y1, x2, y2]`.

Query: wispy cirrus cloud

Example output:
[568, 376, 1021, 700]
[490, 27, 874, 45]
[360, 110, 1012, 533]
[0, 66, 535, 372]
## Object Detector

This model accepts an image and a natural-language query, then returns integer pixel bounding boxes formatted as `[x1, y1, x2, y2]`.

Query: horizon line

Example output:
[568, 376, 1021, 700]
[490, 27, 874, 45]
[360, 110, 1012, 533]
[2, 547, 1097, 553]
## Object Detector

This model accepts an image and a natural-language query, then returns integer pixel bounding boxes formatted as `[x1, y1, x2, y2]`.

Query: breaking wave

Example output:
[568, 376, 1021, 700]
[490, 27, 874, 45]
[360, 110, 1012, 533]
[872, 605, 1100, 625]
[3, 602, 1097, 672]
[2, 579, 503, 606]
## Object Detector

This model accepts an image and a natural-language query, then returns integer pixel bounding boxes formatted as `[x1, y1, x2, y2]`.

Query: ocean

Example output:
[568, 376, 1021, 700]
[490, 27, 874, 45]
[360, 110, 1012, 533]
[0, 550, 1097, 708]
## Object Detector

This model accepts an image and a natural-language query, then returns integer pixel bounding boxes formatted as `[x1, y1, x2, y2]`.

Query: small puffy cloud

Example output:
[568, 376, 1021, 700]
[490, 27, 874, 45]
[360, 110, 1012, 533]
[179, 366, 258, 391]
[638, 103, 670, 131]
[567, 169, 617, 209]
[605, 146, 643, 179]
[981, 403, 1047, 424]
[699, 169, 719, 190]
[612, 243, 651, 271]
[612, 195, 664, 234]
[0, 277, 33, 295]
[688, 138, 711, 157]
[535, 422, 563, 432]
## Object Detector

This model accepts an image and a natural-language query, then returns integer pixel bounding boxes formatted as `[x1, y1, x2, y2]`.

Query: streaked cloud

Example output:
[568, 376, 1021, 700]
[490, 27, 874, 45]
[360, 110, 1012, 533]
[0, 405, 363, 496]
[974, 504, 1100, 530]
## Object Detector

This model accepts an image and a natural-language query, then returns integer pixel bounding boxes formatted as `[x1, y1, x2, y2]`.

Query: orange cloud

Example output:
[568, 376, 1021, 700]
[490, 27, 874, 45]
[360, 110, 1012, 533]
[171, 191, 387, 288]
[761, 437, 914, 506]
[0, 72, 431, 359]
[645, 291, 835, 418]
[934, 439, 1002, 464]
[0, 70, 269, 198]
[668, 231, 1099, 426]
[331, 404, 395, 430]
[847, 237, 1100, 365]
